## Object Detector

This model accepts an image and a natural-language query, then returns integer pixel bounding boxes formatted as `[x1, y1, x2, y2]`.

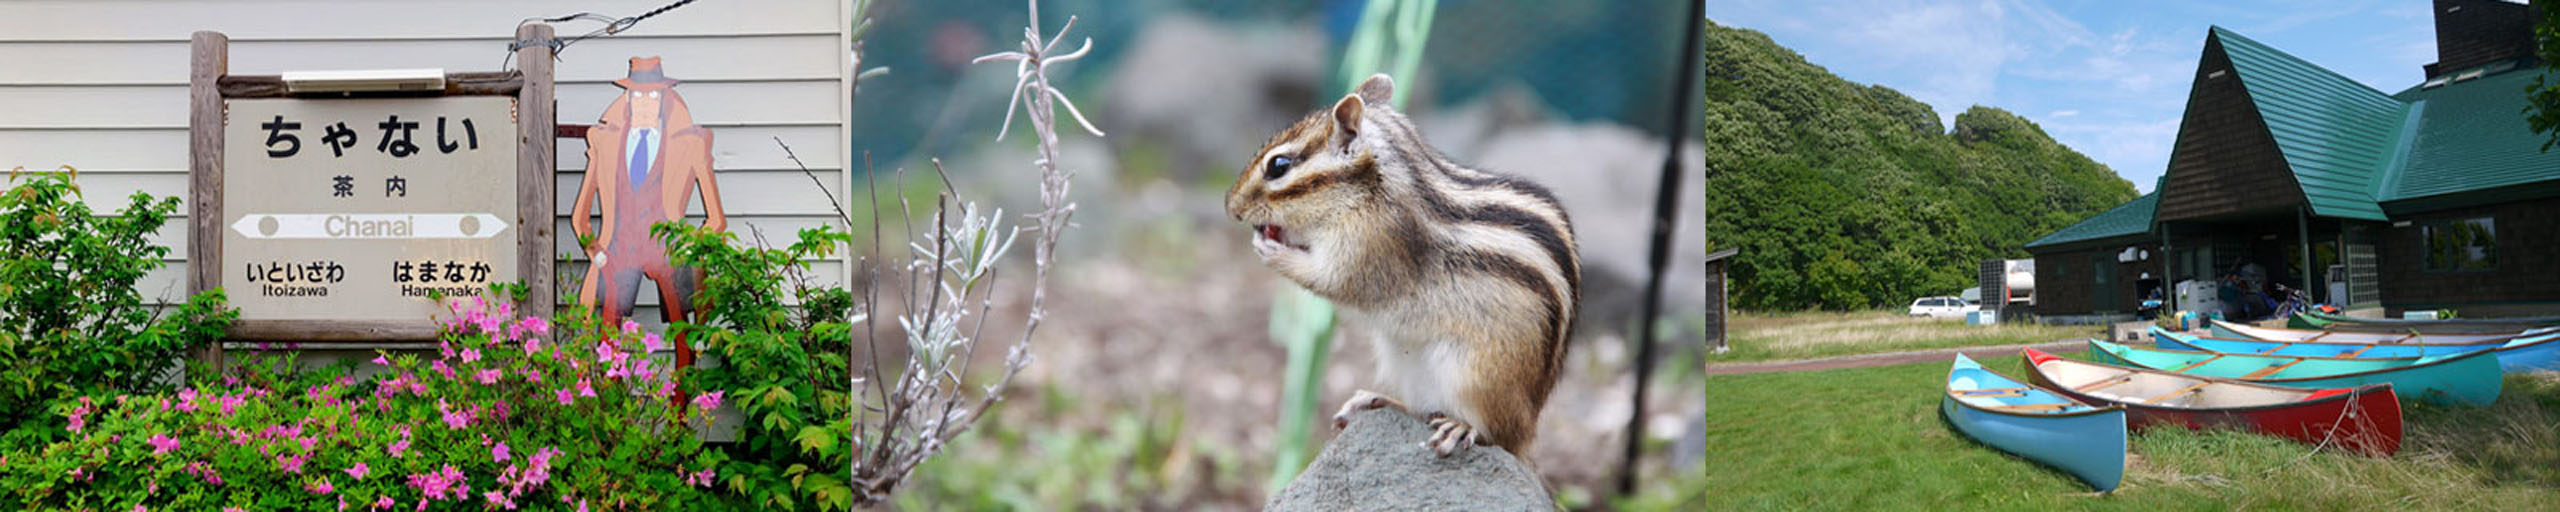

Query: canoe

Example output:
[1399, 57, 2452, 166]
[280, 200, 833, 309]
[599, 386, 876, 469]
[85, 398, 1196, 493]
[2209, 319, 2525, 345]
[1942, 353, 2126, 492]
[2022, 348, 2401, 457]
[2158, 327, 2560, 373]
[2084, 339, 2502, 407]
[2293, 310, 2560, 332]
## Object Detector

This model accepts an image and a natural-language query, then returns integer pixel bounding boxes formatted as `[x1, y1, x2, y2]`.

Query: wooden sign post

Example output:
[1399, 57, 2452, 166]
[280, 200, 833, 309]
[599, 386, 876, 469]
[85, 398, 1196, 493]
[187, 26, 556, 365]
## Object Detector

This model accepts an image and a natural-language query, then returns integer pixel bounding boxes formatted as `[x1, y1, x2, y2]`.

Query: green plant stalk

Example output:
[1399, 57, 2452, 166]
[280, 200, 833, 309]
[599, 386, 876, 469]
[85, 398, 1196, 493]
[1272, 0, 1434, 493]
[1266, 286, 1337, 492]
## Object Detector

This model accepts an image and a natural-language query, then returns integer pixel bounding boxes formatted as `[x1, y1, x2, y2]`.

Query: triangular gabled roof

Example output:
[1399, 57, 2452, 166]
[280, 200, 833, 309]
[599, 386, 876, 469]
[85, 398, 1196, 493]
[2207, 26, 2405, 221]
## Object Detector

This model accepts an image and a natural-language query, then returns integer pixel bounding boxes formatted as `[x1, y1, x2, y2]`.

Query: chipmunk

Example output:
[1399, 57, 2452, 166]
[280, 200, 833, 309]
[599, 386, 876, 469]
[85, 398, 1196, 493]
[1227, 74, 1580, 457]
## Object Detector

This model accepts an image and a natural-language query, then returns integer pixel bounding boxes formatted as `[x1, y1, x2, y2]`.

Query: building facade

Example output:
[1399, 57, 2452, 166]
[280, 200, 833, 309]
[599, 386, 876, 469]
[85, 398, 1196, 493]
[0, 1, 865, 329]
[2027, 0, 2560, 319]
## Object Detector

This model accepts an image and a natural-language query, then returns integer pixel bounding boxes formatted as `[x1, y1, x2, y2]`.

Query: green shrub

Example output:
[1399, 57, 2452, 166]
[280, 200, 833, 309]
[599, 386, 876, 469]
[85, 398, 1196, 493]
[658, 222, 856, 510]
[0, 165, 235, 434]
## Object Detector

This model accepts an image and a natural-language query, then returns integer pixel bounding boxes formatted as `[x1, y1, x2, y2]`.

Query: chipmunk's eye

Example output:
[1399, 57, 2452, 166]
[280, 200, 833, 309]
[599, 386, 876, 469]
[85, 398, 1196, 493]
[1265, 155, 1296, 180]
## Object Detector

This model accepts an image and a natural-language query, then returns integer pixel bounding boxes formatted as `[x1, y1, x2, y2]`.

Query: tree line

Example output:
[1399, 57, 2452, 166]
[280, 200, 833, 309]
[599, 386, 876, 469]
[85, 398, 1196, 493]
[1701, 20, 2138, 311]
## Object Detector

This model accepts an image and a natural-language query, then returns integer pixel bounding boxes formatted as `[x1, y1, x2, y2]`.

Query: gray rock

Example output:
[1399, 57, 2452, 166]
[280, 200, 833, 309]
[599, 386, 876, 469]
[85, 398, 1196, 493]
[1268, 408, 1555, 511]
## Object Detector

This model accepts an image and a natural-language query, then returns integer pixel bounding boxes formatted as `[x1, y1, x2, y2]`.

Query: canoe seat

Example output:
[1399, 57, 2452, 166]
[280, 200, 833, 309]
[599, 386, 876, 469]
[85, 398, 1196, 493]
[1955, 387, 2028, 397]
[2171, 355, 2226, 373]
[1982, 403, 2075, 412]
[2237, 359, 2307, 379]
[2072, 373, 2136, 393]
[2141, 382, 2213, 404]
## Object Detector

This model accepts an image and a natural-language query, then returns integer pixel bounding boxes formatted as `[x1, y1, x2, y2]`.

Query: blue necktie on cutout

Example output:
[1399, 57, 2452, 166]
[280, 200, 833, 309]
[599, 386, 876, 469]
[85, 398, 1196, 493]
[628, 130, 654, 186]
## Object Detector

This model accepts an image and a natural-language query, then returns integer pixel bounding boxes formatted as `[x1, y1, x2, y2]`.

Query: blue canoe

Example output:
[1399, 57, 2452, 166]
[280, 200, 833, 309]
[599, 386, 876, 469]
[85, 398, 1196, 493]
[2157, 327, 2560, 373]
[1942, 353, 2126, 492]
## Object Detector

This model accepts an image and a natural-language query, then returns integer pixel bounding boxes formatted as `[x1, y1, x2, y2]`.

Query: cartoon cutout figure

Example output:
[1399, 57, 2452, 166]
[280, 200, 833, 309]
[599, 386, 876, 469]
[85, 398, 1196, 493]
[572, 57, 724, 372]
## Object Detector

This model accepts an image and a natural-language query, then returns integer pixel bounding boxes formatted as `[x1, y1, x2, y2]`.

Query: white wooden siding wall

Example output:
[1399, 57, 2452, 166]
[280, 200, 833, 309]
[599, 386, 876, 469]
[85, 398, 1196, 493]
[0, 0, 855, 317]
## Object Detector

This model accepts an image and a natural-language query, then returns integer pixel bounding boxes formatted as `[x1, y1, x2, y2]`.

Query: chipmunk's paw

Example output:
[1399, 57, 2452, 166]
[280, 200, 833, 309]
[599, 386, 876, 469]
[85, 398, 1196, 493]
[1332, 389, 1409, 430]
[1425, 413, 1481, 457]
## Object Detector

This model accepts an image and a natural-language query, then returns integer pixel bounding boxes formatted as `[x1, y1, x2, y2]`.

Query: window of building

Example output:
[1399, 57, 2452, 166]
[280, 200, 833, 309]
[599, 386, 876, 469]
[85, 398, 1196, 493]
[2422, 217, 2496, 272]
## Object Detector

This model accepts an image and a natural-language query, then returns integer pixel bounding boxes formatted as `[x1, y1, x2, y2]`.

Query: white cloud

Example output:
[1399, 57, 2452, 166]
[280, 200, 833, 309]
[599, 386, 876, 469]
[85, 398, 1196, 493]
[2049, 110, 2080, 118]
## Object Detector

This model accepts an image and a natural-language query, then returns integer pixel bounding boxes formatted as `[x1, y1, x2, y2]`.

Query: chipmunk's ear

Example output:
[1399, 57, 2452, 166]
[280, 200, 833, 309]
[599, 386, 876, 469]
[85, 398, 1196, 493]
[1355, 74, 1395, 106]
[1330, 93, 1365, 146]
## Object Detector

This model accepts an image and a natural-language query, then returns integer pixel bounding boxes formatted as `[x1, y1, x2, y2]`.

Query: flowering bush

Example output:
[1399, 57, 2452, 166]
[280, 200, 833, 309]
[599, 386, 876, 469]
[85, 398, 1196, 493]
[0, 295, 727, 510]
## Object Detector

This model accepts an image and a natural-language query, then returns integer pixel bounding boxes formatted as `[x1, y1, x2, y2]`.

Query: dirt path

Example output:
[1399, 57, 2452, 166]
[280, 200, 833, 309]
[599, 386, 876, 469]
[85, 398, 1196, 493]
[1705, 339, 2088, 376]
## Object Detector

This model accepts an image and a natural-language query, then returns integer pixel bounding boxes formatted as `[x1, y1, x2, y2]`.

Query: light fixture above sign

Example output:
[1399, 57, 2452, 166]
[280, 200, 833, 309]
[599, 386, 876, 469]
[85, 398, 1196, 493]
[282, 68, 446, 93]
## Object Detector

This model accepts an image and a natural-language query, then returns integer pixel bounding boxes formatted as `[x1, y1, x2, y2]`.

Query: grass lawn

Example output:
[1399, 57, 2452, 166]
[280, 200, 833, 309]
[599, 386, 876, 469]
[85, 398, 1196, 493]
[1704, 355, 2560, 510]
[1710, 310, 2102, 363]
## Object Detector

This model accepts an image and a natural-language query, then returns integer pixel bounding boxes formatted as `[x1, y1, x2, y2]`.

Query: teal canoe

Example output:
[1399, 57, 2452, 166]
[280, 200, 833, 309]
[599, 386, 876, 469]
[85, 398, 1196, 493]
[1942, 353, 2126, 492]
[2086, 339, 2502, 407]
[2209, 319, 2525, 345]
[2156, 327, 2560, 373]
[2294, 310, 2560, 333]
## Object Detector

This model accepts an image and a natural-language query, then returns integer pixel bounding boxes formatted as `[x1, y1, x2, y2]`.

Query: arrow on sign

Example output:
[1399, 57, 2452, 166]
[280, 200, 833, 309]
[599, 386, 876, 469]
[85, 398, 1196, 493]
[230, 213, 510, 240]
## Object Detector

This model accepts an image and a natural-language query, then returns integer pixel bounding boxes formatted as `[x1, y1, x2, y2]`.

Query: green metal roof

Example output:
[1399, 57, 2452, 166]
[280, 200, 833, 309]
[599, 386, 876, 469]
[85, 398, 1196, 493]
[2029, 26, 2560, 251]
[2025, 192, 2156, 249]
[2212, 27, 2401, 221]
[2386, 62, 2560, 203]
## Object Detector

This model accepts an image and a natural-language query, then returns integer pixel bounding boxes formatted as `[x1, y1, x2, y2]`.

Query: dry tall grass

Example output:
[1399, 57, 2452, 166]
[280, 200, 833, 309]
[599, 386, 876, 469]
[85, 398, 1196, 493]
[1717, 310, 2098, 362]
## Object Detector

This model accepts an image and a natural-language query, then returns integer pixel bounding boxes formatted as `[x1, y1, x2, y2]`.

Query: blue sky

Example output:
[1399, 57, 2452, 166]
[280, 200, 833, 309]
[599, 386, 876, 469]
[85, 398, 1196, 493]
[1705, 0, 2450, 193]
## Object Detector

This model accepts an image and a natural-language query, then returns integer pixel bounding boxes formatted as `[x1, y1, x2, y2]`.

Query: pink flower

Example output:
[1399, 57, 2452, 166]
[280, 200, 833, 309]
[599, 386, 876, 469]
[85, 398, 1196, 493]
[683, 467, 716, 487]
[576, 379, 597, 398]
[691, 390, 725, 412]
[642, 332, 665, 353]
[279, 452, 308, 473]
[148, 434, 180, 455]
[438, 399, 472, 430]
[594, 341, 617, 364]
[554, 388, 574, 405]
[520, 316, 551, 336]
[431, 360, 456, 381]
[130, 504, 145, 512]
[407, 464, 470, 501]
[389, 438, 411, 458]
[307, 476, 335, 494]
[490, 441, 510, 463]
[374, 495, 394, 510]
[219, 393, 245, 416]
[345, 462, 370, 480]
[460, 347, 482, 364]
[475, 368, 503, 385]
[177, 389, 201, 412]
[67, 396, 94, 433]
[226, 507, 246, 512]
[620, 319, 640, 333]
[372, 353, 391, 366]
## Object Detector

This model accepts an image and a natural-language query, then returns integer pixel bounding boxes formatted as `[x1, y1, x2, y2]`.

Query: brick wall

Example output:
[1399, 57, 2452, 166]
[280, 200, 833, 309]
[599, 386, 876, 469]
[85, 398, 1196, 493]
[2424, 0, 2535, 77]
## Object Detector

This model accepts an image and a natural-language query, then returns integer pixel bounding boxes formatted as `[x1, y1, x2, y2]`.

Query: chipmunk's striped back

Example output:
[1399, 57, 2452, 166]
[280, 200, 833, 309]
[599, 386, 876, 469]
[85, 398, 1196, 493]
[1226, 74, 1578, 455]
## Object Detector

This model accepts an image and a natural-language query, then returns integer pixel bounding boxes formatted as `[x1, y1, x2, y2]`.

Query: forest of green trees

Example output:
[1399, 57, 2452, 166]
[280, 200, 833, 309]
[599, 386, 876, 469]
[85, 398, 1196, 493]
[1701, 20, 2139, 311]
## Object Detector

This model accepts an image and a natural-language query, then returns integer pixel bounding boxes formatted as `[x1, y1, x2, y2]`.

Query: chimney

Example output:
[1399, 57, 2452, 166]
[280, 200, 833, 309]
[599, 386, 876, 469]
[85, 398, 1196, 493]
[2421, 0, 2537, 79]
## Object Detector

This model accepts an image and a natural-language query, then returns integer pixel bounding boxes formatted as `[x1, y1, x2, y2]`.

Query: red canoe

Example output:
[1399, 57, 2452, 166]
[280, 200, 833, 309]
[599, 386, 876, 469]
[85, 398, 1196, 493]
[2022, 348, 2402, 456]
